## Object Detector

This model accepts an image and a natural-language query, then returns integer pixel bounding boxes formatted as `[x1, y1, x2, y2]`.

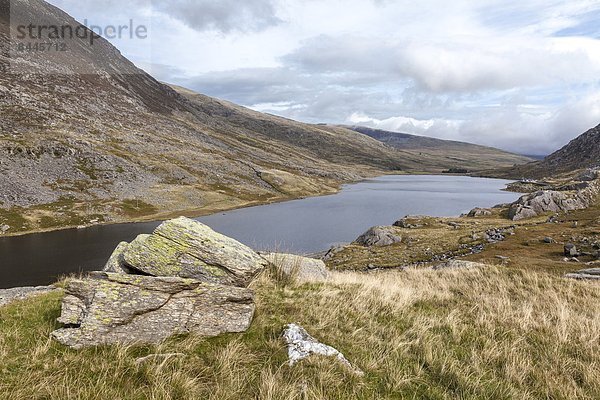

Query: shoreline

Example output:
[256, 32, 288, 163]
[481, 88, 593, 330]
[0, 172, 512, 239]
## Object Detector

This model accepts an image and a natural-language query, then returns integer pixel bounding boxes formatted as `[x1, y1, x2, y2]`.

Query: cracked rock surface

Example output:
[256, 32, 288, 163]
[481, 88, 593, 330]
[120, 217, 268, 287]
[52, 272, 255, 349]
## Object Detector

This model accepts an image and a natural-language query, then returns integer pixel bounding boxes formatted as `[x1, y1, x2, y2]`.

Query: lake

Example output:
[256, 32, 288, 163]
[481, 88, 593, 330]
[0, 175, 520, 288]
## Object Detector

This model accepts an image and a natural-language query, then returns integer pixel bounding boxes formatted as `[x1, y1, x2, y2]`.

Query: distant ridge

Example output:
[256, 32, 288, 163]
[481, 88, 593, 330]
[490, 124, 600, 179]
[347, 126, 533, 172]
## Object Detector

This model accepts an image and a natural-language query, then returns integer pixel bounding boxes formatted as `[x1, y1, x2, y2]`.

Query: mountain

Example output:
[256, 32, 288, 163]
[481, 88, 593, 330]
[0, 0, 530, 234]
[347, 126, 533, 172]
[489, 124, 600, 179]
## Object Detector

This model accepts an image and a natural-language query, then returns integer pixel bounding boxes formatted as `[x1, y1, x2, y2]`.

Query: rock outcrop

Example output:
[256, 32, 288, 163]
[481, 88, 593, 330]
[282, 324, 363, 376]
[508, 190, 589, 221]
[261, 253, 329, 283]
[467, 208, 492, 217]
[52, 272, 255, 349]
[116, 217, 267, 287]
[54, 217, 267, 348]
[354, 226, 402, 247]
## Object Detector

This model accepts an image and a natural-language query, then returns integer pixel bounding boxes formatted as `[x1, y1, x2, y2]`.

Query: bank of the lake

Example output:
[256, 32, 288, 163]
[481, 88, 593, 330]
[0, 175, 520, 288]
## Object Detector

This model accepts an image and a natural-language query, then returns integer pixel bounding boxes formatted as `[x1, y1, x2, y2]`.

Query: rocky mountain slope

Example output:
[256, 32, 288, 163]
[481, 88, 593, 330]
[348, 126, 532, 172]
[0, 0, 530, 235]
[489, 123, 600, 179]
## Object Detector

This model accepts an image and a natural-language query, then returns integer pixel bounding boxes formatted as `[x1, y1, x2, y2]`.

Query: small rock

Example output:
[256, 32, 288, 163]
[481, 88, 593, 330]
[495, 255, 510, 261]
[564, 244, 579, 257]
[354, 226, 402, 247]
[282, 324, 363, 376]
[543, 237, 554, 244]
[467, 208, 492, 218]
[0, 224, 9, 233]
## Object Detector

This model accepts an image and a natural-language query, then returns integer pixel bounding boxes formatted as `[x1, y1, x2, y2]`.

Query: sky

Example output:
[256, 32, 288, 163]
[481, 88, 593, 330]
[49, 0, 600, 155]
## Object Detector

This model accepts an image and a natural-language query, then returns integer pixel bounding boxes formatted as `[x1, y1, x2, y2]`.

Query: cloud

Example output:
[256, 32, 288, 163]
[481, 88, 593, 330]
[285, 34, 600, 92]
[152, 0, 281, 33]
[352, 91, 600, 155]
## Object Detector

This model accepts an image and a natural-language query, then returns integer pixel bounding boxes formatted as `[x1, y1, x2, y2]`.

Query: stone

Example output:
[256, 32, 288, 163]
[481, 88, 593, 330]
[565, 268, 600, 280]
[433, 260, 488, 270]
[261, 253, 329, 283]
[0, 286, 57, 308]
[282, 324, 363, 376]
[122, 217, 268, 287]
[393, 216, 425, 229]
[576, 169, 600, 182]
[564, 244, 579, 257]
[322, 245, 345, 262]
[543, 237, 554, 244]
[102, 241, 131, 274]
[354, 226, 402, 247]
[51, 272, 255, 349]
[467, 208, 492, 217]
[0, 224, 9, 233]
[508, 190, 589, 221]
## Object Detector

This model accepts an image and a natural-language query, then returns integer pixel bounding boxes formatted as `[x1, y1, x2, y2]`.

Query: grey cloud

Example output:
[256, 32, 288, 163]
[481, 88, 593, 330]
[153, 0, 281, 33]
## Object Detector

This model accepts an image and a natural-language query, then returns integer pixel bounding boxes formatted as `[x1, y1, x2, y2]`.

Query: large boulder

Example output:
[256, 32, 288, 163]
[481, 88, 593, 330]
[52, 272, 255, 349]
[508, 190, 588, 221]
[122, 217, 268, 287]
[354, 226, 402, 247]
[261, 253, 329, 283]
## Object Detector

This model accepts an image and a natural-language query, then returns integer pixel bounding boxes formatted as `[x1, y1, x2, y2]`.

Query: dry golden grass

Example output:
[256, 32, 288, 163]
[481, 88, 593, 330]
[1, 263, 599, 399]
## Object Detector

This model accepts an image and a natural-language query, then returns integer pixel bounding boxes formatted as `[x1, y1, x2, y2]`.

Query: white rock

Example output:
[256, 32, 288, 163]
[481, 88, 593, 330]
[282, 324, 363, 376]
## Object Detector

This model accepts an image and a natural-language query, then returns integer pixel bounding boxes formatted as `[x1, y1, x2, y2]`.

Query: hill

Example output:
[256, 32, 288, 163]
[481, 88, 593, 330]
[0, 0, 530, 235]
[347, 126, 533, 172]
[487, 123, 600, 179]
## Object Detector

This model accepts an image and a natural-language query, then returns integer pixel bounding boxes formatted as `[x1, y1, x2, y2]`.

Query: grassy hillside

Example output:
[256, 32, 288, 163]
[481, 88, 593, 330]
[2, 243, 599, 399]
[348, 126, 533, 172]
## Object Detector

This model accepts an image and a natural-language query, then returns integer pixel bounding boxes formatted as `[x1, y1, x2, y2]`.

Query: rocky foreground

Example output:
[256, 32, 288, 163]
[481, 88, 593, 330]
[49, 217, 328, 349]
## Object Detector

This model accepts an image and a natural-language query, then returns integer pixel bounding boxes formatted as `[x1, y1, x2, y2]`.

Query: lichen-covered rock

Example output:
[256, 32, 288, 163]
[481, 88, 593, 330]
[261, 253, 329, 283]
[103, 241, 131, 273]
[282, 324, 363, 376]
[508, 190, 588, 221]
[51, 272, 255, 349]
[354, 226, 402, 247]
[122, 217, 267, 287]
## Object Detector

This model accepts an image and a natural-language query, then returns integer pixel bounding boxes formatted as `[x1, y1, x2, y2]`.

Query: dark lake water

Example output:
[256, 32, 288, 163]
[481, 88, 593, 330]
[0, 175, 520, 288]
